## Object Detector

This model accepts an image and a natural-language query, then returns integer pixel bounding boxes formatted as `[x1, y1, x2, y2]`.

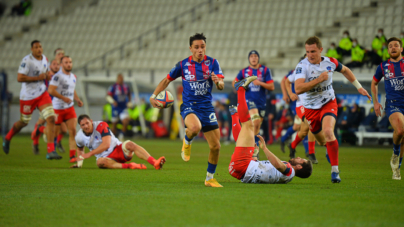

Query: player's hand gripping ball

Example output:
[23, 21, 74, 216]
[156, 90, 174, 108]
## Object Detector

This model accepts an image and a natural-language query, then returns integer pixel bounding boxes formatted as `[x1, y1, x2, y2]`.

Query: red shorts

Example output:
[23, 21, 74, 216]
[55, 106, 77, 124]
[106, 144, 132, 163]
[304, 99, 338, 134]
[295, 105, 305, 120]
[20, 91, 52, 115]
[229, 147, 254, 180]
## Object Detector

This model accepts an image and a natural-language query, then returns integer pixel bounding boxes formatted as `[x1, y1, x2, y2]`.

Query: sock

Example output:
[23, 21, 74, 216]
[325, 148, 331, 164]
[147, 156, 156, 166]
[33, 136, 39, 145]
[237, 87, 250, 123]
[54, 137, 57, 150]
[231, 113, 241, 142]
[57, 134, 63, 144]
[275, 127, 283, 140]
[326, 139, 339, 167]
[393, 143, 400, 156]
[291, 134, 303, 149]
[184, 134, 193, 145]
[308, 141, 315, 155]
[303, 136, 309, 154]
[281, 126, 295, 143]
[206, 162, 217, 181]
[69, 150, 75, 158]
[47, 142, 55, 153]
[5, 123, 20, 141]
[332, 166, 339, 173]
[254, 135, 260, 147]
[122, 163, 131, 169]
[399, 157, 402, 169]
[39, 126, 45, 133]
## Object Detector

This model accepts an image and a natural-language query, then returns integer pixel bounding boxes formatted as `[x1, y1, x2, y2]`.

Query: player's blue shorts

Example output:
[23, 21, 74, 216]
[290, 101, 297, 116]
[246, 99, 266, 118]
[180, 102, 219, 133]
[385, 100, 404, 118]
[112, 106, 128, 122]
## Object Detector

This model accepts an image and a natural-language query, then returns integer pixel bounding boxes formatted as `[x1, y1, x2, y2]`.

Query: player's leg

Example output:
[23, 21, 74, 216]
[388, 112, 404, 179]
[229, 105, 241, 142]
[122, 140, 166, 170]
[202, 128, 223, 187]
[38, 102, 61, 160]
[31, 116, 46, 155]
[118, 110, 130, 141]
[96, 157, 146, 169]
[248, 107, 261, 160]
[321, 115, 340, 183]
[289, 118, 310, 158]
[64, 117, 77, 162]
[280, 116, 299, 153]
[181, 113, 202, 161]
[307, 130, 318, 164]
[55, 122, 67, 153]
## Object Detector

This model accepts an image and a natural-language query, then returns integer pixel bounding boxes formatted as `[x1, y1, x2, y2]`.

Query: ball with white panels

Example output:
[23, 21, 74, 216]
[156, 90, 174, 108]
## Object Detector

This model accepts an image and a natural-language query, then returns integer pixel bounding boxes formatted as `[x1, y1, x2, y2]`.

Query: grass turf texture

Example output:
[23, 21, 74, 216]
[0, 135, 403, 227]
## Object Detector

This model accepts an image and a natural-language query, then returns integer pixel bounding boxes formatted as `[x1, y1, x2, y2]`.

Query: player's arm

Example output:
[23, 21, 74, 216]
[371, 66, 384, 117]
[211, 72, 224, 90]
[295, 74, 327, 95]
[285, 79, 298, 102]
[340, 65, 371, 100]
[106, 86, 118, 107]
[17, 73, 47, 82]
[74, 90, 83, 107]
[257, 135, 287, 172]
[253, 79, 274, 91]
[82, 135, 111, 159]
[48, 85, 72, 104]
[280, 77, 290, 103]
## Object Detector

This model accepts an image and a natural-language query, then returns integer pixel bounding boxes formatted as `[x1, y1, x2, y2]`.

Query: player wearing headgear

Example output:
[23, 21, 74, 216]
[232, 50, 274, 160]
[106, 73, 132, 141]
[371, 37, 404, 180]
[48, 56, 83, 163]
[294, 36, 371, 183]
[2, 40, 61, 159]
[228, 76, 312, 184]
[74, 114, 166, 169]
[149, 33, 225, 187]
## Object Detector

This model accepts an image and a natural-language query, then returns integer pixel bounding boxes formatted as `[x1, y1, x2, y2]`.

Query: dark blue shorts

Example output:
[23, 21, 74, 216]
[246, 99, 266, 118]
[290, 101, 297, 116]
[180, 103, 219, 133]
[112, 106, 128, 121]
[385, 100, 404, 118]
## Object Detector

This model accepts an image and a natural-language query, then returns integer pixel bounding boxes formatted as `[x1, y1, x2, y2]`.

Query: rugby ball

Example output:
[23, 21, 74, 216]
[156, 90, 174, 108]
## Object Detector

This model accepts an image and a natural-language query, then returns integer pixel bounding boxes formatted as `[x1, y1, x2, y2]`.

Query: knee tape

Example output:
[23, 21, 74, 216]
[39, 112, 45, 120]
[122, 140, 133, 156]
[294, 116, 302, 125]
[251, 114, 261, 121]
[41, 106, 55, 120]
[20, 114, 32, 124]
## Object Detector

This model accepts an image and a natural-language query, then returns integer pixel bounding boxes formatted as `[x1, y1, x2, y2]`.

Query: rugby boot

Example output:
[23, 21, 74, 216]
[181, 138, 191, 162]
[331, 172, 341, 183]
[56, 142, 65, 153]
[234, 76, 257, 91]
[392, 168, 401, 180]
[129, 162, 147, 170]
[204, 178, 223, 187]
[46, 151, 62, 160]
[280, 141, 286, 153]
[32, 144, 40, 155]
[153, 156, 166, 170]
[2, 139, 10, 154]
[390, 153, 399, 173]
[31, 124, 41, 140]
[288, 143, 296, 159]
[69, 156, 77, 163]
[308, 153, 318, 164]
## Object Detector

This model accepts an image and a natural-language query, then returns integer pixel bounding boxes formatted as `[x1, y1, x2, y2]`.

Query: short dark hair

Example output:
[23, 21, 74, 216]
[60, 56, 71, 62]
[78, 114, 91, 124]
[294, 160, 313, 178]
[387, 37, 403, 48]
[31, 40, 40, 47]
[305, 36, 322, 49]
[189, 33, 206, 46]
[54, 48, 64, 55]
[343, 30, 350, 35]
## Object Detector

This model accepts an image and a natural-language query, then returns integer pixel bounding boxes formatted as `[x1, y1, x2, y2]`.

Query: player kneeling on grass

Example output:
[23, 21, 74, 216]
[228, 76, 312, 184]
[73, 114, 166, 170]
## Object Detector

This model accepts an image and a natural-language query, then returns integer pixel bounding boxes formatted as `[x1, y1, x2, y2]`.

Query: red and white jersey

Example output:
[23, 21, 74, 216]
[294, 57, 342, 109]
[242, 160, 295, 184]
[49, 71, 77, 110]
[75, 121, 121, 160]
[287, 71, 303, 107]
[18, 54, 49, 100]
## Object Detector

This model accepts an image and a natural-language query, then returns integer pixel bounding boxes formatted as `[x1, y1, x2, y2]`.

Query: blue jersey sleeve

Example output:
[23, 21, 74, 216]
[213, 59, 224, 78]
[330, 57, 343, 72]
[167, 61, 182, 81]
[107, 85, 114, 97]
[236, 70, 243, 82]
[264, 67, 274, 83]
[373, 65, 383, 82]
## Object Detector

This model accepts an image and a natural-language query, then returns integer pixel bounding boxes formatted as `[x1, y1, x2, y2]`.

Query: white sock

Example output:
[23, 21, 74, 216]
[332, 166, 339, 173]
[184, 136, 193, 145]
[206, 172, 214, 181]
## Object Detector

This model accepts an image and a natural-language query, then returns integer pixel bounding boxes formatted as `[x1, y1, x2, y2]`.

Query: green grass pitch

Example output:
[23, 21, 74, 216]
[1, 135, 403, 227]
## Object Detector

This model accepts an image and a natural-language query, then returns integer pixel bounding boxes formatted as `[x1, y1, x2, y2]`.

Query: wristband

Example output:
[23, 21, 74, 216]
[151, 94, 156, 99]
[352, 79, 362, 89]
[106, 95, 115, 104]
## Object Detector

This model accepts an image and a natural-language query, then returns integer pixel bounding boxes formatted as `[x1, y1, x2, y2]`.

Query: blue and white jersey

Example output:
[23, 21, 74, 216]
[167, 55, 223, 105]
[373, 57, 404, 103]
[235, 65, 273, 107]
[107, 83, 131, 109]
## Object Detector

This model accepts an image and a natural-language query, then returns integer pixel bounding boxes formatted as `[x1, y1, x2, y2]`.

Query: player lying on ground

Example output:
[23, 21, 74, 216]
[73, 114, 165, 170]
[228, 76, 312, 184]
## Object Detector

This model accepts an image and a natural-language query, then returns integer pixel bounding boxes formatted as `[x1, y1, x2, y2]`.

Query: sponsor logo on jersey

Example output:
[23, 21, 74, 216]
[310, 84, 332, 92]
[203, 70, 210, 79]
[296, 67, 302, 74]
[327, 66, 332, 72]
[184, 62, 191, 67]
[389, 78, 404, 90]
[204, 60, 210, 66]
[189, 80, 211, 95]
[21, 63, 26, 68]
